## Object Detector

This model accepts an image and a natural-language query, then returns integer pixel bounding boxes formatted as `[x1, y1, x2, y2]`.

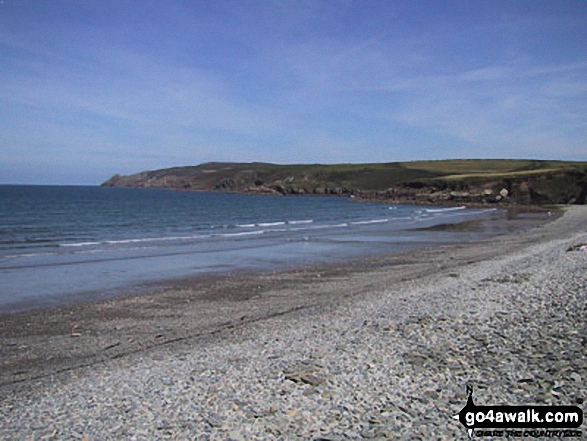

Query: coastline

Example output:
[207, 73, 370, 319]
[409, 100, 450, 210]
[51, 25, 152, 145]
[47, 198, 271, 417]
[0, 207, 557, 383]
[100, 159, 587, 206]
[1, 206, 585, 438]
[2, 188, 526, 315]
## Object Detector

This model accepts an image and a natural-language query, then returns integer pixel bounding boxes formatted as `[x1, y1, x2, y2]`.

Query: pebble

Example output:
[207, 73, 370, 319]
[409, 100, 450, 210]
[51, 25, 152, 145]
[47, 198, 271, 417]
[1, 208, 586, 439]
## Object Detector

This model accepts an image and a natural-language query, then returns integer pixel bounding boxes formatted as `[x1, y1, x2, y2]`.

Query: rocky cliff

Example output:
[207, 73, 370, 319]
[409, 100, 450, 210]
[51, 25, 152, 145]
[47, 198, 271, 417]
[102, 160, 587, 206]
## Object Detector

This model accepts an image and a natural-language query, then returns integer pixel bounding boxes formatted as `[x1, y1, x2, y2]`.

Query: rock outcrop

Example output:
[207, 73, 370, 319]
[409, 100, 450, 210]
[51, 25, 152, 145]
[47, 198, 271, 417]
[102, 160, 587, 206]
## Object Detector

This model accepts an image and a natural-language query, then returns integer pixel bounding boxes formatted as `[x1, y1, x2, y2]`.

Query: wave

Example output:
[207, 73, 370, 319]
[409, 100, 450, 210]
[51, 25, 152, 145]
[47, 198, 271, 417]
[237, 219, 313, 228]
[391, 216, 415, 222]
[60, 234, 209, 248]
[257, 221, 286, 227]
[60, 240, 104, 247]
[327, 223, 350, 228]
[349, 218, 389, 225]
[424, 206, 466, 213]
[216, 230, 265, 238]
[288, 219, 313, 225]
[1, 251, 61, 259]
[104, 235, 209, 244]
[0, 238, 56, 246]
[51, 211, 459, 251]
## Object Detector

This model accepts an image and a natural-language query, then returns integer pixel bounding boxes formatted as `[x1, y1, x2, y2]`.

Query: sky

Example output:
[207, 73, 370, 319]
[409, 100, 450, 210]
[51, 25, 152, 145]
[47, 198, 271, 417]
[1, 1, 586, 185]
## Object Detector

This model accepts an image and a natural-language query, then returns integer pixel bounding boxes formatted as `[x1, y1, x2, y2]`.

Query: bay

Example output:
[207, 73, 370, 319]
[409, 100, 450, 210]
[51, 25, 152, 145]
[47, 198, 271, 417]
[0, 185, 498, 312]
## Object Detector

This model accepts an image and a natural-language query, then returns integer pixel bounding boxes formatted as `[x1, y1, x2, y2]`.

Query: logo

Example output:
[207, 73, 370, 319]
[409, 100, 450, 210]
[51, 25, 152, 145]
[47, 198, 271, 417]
[454, 385, 583, 438]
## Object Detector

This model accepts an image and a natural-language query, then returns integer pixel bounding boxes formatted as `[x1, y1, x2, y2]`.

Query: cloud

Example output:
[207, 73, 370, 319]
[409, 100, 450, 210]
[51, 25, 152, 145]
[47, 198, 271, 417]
[0, 35, 293, 183]
[1, 1, 586, 184]
[2, 47, 279, 134]
[284, 48, 587, 158]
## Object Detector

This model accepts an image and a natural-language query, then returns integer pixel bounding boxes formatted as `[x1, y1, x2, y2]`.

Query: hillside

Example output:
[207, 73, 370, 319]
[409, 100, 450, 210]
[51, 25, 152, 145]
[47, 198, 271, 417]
[102, 159, 587, 205]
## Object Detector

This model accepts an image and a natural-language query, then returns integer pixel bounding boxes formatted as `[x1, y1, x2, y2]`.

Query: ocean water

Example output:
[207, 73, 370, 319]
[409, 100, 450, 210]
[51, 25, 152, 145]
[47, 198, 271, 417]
[0, 185, 498, 312]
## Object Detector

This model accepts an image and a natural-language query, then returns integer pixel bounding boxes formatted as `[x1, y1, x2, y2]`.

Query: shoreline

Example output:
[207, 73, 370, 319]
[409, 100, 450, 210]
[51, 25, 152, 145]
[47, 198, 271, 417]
[0, 204, 557, 315]
[2, 190, 536, 315]
[0, 209, 557, 385]
[1, 206, 585, 438]
[106, 183, 573, 210]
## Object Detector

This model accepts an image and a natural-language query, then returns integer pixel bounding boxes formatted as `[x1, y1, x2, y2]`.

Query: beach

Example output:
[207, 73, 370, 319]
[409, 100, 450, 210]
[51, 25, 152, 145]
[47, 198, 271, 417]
[0, 206, 585, 439]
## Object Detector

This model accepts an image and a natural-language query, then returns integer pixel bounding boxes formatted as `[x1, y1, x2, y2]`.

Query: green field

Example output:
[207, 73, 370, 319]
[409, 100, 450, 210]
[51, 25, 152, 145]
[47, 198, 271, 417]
[215, 159, 587, 190]
[102, 159, 587, 204]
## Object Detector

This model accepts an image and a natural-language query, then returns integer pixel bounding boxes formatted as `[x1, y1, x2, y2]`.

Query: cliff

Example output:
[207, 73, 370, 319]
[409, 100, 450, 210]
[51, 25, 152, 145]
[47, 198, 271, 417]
[102, 159, 587, 205]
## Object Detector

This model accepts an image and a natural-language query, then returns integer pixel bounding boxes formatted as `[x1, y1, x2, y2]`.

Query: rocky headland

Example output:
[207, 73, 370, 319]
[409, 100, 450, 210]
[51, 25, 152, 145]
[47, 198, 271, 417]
[102, 159, 587, 206]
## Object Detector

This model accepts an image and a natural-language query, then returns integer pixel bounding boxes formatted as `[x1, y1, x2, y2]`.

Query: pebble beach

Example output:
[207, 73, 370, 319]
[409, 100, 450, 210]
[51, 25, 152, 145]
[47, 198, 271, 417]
[1, 206, 586, 440]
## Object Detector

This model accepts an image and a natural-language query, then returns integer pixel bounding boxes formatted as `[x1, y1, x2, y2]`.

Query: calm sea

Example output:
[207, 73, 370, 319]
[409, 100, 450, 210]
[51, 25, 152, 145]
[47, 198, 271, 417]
[0, 185, 498, 312]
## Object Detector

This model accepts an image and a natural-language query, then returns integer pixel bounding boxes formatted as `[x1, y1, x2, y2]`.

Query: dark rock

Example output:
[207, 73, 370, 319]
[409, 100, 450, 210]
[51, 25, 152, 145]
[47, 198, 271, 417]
[215, 179, 237, 190]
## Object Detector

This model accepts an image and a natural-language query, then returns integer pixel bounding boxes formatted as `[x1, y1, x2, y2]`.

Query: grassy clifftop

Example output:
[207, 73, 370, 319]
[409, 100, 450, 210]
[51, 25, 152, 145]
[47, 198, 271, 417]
[102, 159, 587, 205]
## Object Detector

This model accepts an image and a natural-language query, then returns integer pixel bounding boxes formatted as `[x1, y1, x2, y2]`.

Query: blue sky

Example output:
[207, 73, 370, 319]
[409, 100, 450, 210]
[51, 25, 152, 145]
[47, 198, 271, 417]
[1, 1, 586, 184]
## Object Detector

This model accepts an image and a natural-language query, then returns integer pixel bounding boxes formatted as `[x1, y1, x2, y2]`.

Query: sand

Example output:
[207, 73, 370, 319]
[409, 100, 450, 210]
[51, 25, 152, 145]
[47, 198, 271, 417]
[0, 206, 585, 439]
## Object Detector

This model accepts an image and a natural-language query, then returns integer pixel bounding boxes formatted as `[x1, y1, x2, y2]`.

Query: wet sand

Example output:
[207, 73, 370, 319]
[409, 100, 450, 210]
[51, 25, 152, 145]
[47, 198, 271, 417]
[1, 206, 585, 439]
[0, 208, 561, 387]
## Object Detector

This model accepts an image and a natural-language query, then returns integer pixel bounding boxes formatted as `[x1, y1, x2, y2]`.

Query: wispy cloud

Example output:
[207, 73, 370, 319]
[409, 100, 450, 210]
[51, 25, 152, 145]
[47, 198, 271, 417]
[386, 60, 587, 155]
[277, 33, 587, 159]
[1, 1, 586, 183]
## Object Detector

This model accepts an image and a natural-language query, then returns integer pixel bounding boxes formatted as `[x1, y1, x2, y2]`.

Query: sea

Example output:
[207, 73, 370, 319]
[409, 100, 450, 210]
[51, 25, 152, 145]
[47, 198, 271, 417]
[0, 185, 500, 313]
